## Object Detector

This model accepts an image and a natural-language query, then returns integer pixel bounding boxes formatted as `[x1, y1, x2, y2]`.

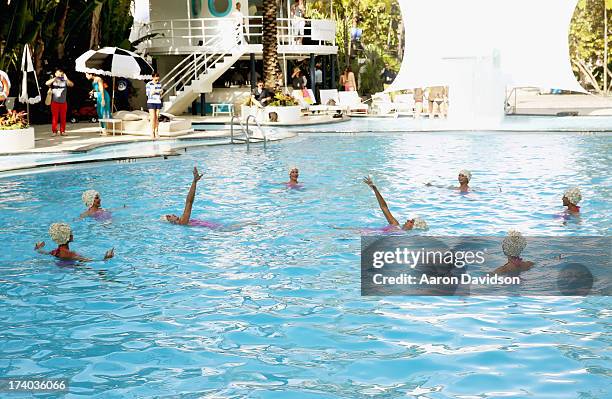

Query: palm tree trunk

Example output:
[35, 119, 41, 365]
[57, 0, 70, 59]
[90, 1, 103, 49]
[262, 0, 279, 89]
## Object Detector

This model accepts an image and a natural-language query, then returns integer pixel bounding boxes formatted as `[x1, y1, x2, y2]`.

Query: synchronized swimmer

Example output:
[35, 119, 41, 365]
[285, 167, 302, 189]
[79, 190, 125, 221]
[33, 164, 584, 277]
[425, 169, 472, 192]
[562, 186, 582, 214]
[162, 166, 221, 228]
[35, 223, 114, 262]
[363, 176, 428, 231]
[492, 230, 534, 275]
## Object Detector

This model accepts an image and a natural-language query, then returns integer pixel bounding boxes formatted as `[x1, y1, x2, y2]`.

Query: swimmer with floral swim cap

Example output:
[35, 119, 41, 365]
[562, 187, 582, 213]
[493, 230, 534, 275]
[363, 176, 428, 231]
[426, 169, 472, 192]
[79, 190, 125, 221]
[35, 222, 114, 262]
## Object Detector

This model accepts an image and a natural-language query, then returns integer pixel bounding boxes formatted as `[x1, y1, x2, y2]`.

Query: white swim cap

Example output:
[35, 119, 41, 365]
[563, 187, 582, 205]
[82, 190, 100, 208]
[49, 223, 72, 245]
[412, 217, 428, 230]
[459, 169, 472, 181]
[502, 230, 527, 258]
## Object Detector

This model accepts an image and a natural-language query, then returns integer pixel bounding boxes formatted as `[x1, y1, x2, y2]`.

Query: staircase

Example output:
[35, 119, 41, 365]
[160, 26, 246, 115]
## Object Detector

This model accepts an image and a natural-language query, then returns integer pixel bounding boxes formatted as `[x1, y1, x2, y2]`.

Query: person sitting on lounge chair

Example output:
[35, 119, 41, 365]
[252, 80, 273, 106]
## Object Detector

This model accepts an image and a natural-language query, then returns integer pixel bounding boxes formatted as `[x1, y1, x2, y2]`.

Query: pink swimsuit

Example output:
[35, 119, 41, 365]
[188, 219, 223, 229]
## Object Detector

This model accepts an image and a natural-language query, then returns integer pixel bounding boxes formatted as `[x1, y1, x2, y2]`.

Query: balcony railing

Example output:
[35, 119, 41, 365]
[145, 17, 336, 50]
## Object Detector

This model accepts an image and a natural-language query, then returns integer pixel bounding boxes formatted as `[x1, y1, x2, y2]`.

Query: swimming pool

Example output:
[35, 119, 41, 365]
[0, 131, 610, 398]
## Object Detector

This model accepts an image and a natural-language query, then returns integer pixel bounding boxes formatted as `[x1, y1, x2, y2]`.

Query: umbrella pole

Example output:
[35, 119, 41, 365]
[27, 103, 30, 125]
[112, 77, 115, 114]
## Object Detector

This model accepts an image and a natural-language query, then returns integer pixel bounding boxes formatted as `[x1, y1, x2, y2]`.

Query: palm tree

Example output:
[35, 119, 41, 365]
[262, 0, 279, 89]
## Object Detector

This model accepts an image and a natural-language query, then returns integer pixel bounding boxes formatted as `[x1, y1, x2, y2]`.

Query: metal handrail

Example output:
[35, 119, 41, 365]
[146, 16, 336, 48]
[245, 115, 267, 149]
[230, 115, 249, 149]
[160, 25, 244, 101]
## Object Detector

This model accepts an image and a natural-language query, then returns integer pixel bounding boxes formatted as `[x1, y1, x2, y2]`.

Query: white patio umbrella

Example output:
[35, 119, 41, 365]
[75, 47, 153, 112]
[18, 44, 42, 123]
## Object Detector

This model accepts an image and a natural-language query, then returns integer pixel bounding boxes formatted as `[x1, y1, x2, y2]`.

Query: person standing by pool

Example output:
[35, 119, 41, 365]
[363, 176, 428, 231]
[493, 230, 534, 275]
[413, 88, 424, 118]
[562, 187, 582, 214]
[35, 223, 114, 262]
[146, 72, 163, 139]
[340, 66, 357, 92]
[85, 73, 111, 130]
[45, 68, 74, 136]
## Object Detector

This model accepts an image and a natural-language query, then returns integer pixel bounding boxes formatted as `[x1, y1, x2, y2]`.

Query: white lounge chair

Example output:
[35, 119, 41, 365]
[371, 92, 398, 115]
[112, 110, 193, 136]
[338, 91, 369, 115]
[392, 94, 415, 115]
[309, 89, 344, 114]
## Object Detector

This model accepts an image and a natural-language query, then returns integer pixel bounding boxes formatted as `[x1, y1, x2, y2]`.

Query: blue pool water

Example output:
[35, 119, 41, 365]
[0, 131, 610, 398]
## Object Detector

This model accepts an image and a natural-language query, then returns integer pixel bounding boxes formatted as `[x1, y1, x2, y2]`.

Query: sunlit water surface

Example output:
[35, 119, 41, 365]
[0, 132, 610, 398]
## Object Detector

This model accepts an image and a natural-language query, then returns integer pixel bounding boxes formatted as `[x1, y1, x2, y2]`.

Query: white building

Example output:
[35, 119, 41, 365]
[135, 0, 337, 115]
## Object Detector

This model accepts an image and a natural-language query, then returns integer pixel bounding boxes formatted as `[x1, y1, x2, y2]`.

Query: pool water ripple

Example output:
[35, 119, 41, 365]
[0, 132, 610, 398]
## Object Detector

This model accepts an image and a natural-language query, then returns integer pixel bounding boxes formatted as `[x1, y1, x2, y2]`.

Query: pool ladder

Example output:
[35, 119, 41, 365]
[230, 115, 267, 149]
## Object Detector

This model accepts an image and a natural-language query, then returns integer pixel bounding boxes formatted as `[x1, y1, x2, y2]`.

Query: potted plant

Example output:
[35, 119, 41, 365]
[264, 92, 301, 123]
[0, 110, 35, 152]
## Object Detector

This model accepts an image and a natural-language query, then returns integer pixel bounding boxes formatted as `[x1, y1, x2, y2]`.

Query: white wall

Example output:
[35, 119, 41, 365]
[150, 0, 189, 21]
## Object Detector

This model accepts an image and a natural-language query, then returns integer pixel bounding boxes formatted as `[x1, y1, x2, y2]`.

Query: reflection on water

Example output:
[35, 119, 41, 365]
[0, 132, 610, 398]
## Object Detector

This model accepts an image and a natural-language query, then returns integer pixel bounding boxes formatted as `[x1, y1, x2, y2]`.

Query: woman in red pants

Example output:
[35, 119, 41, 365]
[45, 68, 74, 136]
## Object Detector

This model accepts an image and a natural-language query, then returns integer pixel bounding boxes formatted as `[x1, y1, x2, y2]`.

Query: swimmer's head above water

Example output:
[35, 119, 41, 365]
[82, 190, 101, 208]
[562, 187, 582, 207]
[289, 167, 299, 182]
[163, 214, 180, 224]
[49, 222, 73, 245]
[402, 217, 428, 230]
[458, 170, 471, 185]
[502, 230, 526, 258]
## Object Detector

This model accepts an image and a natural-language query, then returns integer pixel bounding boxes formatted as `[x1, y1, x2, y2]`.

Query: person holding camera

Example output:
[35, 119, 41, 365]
[45, 68, 74, 136]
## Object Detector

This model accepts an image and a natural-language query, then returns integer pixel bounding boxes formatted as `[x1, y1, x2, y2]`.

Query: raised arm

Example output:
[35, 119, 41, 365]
[179, 167, 203, 225]
[363, 176, 399, 226]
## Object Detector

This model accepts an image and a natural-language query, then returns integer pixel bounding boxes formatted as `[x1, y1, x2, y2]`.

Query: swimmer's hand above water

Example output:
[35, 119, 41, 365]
[103, 248, 115, 260]
[193, 167, 203, 182]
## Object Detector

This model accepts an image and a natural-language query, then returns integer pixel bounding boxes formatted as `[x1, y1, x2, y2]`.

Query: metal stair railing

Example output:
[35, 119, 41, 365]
[160, 25, 245, 101]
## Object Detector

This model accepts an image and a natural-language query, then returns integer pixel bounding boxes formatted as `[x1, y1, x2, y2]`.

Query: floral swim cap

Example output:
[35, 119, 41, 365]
[502, 230, 527, 258]
[412, 217, 428, 230]
[49, 223, 72, 245]
[459, 169, 472, 181]
[82, 190, 99, 208]
[563, 187, 582, 205]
